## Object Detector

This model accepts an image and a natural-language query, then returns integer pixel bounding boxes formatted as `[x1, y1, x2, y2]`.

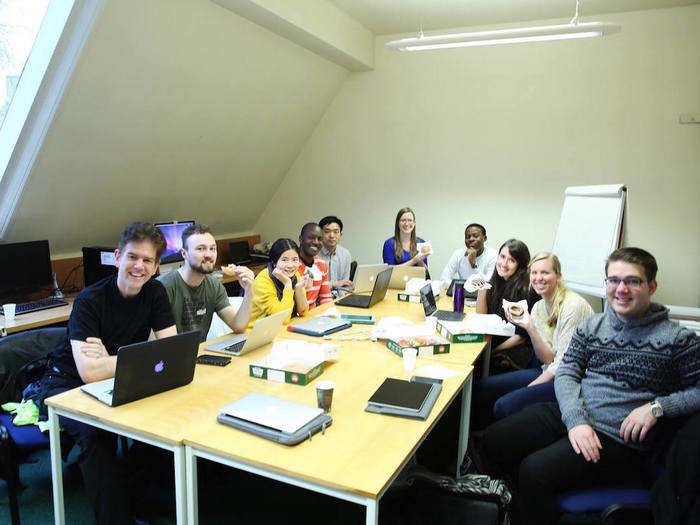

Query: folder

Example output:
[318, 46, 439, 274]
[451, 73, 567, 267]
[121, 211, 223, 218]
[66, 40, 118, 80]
[365, 377, 442, 420]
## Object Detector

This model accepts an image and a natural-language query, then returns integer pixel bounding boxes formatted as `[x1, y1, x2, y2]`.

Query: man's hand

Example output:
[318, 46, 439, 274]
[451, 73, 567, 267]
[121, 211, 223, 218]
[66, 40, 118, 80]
[466, 247, 477, 268]
[620, 404, 658, 443]
[335, 279, 354, 289]
[234, 265, 255, 294]
[271, 267, 292, 288]
[80, 337, 108, 359]
[568, 424, 602, 463]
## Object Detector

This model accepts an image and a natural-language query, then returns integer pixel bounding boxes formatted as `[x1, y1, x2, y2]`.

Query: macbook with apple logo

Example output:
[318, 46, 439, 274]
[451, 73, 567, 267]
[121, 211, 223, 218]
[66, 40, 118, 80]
[80, 330, 200, 407]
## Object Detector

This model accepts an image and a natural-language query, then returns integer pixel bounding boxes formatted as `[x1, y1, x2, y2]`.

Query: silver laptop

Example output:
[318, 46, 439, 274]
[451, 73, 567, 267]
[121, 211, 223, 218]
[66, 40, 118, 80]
[80, 330, 200, 407]
[343, 263, 388, 293]
[204, 308, 290, 356]
[219, 392, 323, 434]
[389, 265, 427, 289]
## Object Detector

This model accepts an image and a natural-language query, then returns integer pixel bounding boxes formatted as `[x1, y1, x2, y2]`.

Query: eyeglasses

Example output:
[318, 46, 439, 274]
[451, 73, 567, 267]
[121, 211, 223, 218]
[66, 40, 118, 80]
[399, 219, 415, 224]
[604, 277, 646, 289]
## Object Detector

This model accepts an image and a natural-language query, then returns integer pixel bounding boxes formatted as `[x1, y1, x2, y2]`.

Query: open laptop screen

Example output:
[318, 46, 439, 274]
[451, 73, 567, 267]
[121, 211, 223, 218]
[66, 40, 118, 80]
[419, 283, 437, 317]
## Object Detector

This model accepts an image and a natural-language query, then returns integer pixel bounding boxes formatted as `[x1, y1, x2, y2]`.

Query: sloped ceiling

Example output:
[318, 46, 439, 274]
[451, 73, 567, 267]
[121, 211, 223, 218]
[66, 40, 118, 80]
[330, 0, 700, 35]
[5, 0, 348, 255]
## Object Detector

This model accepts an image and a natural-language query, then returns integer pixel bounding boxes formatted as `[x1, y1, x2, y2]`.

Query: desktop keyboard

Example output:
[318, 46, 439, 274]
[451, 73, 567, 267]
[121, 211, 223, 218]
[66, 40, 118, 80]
[6, 297, 69, 316]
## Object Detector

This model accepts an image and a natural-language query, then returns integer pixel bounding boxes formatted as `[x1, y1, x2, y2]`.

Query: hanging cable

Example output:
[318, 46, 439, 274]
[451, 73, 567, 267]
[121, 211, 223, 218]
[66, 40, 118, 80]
[570, 0, 581, 25]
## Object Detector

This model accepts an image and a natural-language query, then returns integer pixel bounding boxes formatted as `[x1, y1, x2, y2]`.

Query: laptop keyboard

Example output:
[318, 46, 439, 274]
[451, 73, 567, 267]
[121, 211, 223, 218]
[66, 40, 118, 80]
[338, 294, 370, 307]
[434, 310, 465, 322]
[223, 339, 246, 354]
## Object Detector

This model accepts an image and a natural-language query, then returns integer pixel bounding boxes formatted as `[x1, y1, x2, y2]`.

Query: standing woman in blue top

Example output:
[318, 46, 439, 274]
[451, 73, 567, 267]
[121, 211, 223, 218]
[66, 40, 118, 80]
[382, 207, 428, 267]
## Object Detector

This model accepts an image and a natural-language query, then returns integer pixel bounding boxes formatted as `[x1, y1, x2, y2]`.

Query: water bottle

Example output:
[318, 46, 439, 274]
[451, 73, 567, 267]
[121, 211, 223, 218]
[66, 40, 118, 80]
[453, 283, 464, 313]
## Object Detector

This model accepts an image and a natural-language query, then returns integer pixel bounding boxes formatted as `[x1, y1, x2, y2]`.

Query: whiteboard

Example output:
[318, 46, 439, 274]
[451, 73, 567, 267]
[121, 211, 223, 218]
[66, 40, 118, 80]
[552, 184, 627, 298]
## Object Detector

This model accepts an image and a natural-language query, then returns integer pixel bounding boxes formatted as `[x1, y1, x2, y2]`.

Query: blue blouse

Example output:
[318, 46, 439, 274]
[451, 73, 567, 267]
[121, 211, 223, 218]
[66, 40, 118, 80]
[382, 237, 427, 266]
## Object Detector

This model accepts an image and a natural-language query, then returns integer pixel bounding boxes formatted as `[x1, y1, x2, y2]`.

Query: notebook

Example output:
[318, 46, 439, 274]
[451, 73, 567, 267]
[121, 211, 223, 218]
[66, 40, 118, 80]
[388, 265, 427, 289]
[335, 267, 392, 308]
[219, 392, 323, 434]
[366, 378, 442, 420]
[204, 308, 290, 356]
[367, 378, 432, 412]
[80, 330, 200, 407]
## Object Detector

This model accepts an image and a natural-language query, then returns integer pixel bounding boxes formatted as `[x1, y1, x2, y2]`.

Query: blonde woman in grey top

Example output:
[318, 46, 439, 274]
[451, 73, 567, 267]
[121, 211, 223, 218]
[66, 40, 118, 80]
[472, 252, 593, 428]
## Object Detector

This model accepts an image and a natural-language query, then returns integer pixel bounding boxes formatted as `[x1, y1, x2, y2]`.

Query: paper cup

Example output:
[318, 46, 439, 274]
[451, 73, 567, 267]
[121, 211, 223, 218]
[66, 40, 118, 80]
[2, 303, 16, 323]
[402, 348, 417, 372]
[316, 380, 334, 413]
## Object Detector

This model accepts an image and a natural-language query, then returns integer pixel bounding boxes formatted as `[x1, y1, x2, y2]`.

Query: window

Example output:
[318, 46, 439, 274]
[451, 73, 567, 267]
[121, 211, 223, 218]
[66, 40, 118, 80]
[0, 0, 103, 238]
[0, 0, 50, 130]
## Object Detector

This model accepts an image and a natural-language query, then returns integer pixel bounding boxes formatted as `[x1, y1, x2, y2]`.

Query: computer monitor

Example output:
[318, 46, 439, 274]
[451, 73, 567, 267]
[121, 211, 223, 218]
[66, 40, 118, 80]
[0, 240, 54, 300]
[82, 246, 118, 287]
[155, 220, 195, 264]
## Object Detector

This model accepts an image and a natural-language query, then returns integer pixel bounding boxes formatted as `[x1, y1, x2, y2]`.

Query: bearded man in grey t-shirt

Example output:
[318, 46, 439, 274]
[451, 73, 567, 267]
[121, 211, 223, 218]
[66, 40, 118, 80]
[159, 224, 254, 342]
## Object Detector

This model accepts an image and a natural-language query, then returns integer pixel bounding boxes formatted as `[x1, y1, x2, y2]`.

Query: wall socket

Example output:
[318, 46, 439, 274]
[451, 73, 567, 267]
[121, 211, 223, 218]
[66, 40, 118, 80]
[679, 113, 700, 124]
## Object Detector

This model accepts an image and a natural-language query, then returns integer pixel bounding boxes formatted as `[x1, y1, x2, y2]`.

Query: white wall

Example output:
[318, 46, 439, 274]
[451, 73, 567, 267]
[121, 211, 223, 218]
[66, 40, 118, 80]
[255, 5, 700, 307]
[5, 0, 348, 256]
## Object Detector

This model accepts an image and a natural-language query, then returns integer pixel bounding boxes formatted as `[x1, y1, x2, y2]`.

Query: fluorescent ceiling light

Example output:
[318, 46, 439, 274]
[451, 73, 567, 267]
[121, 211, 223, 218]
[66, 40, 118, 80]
[386, 22, 621, 52]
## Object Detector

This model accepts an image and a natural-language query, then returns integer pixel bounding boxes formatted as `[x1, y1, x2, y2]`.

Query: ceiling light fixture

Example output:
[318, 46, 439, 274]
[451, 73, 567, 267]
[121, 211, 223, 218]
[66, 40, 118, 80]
[386, 0, 620, 52]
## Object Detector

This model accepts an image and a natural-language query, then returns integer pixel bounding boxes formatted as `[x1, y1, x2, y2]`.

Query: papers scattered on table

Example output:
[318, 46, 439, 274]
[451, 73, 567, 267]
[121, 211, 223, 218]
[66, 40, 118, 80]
[438, 314, 515, 337]
[404, 278, 443, 296]
[269, 339, 340, 363]
[413, 364, 461, 380]
[372, 316, 437, 340]
[317, 307, 342, 318]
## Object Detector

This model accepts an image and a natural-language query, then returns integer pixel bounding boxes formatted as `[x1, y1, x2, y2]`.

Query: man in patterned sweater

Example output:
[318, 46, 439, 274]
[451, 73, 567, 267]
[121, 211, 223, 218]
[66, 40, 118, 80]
[480, 247, 699, 524]
[297, 222, 333, 308]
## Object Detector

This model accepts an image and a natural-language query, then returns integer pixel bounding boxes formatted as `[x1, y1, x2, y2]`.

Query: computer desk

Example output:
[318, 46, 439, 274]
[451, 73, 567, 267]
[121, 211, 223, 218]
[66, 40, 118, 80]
[45, 288, 487, 525]
[184, 340, 472, 525]
[0, 297, 74, 336]
[0, 265, 259, 336]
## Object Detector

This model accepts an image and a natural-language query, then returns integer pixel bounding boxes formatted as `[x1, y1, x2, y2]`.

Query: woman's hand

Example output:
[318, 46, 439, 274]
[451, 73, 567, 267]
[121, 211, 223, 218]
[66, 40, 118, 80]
[296, 272, 313, 290]
[411, 252, 428, 266]
[504, 307, 532, 331]
[272, 267, 292, 288]
[527, 371, 554, 387]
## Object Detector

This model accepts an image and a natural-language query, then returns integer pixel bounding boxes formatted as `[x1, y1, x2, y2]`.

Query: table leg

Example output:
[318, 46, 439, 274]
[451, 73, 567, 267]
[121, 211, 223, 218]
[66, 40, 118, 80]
[173, 445, 187, 525]
[365, 498, 378, 525]
[481, 338, 491, 379]
[48, 407, 65, 525]
[186, 446, 198, 525]
[456, 374, 473, 478]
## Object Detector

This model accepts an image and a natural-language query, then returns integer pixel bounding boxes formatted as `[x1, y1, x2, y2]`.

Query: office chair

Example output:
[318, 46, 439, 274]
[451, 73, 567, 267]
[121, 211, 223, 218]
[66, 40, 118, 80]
[0, 327, 66, 525]
[349, 261, 357, 281]
[556, 417, 692, 525]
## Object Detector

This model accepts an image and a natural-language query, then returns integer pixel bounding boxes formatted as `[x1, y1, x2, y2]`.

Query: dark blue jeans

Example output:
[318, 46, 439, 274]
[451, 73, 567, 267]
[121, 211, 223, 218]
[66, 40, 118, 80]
[472, 368, 542, 430]
[494, 380, 556, 421]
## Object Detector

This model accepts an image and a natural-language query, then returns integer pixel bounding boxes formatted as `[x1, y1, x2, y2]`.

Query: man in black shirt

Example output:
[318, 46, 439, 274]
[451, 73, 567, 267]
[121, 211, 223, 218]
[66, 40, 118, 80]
[30, 222, 176, 525]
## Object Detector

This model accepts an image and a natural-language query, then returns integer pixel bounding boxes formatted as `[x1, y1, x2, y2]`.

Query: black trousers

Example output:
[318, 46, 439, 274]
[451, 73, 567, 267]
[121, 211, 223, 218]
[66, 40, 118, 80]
[480, 402, 647, 525]
[59, 416, 132, 525]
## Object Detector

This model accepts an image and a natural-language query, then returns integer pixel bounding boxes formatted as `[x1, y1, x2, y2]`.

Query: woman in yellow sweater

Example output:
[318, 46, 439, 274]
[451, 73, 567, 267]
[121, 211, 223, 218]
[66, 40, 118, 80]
[249, 238, 310, 327]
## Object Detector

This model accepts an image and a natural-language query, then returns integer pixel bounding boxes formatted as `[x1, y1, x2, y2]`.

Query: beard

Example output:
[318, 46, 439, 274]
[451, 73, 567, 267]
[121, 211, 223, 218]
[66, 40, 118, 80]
[190, 258, 216, 275]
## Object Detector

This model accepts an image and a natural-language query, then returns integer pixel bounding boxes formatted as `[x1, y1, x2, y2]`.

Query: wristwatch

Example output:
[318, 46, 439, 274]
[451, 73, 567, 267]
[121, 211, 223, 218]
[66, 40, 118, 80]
[650, 400, 664, 418]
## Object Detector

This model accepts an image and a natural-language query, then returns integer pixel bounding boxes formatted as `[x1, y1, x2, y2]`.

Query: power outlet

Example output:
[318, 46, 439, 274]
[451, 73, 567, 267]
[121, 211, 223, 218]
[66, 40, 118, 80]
[679, 113, 700, 124]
